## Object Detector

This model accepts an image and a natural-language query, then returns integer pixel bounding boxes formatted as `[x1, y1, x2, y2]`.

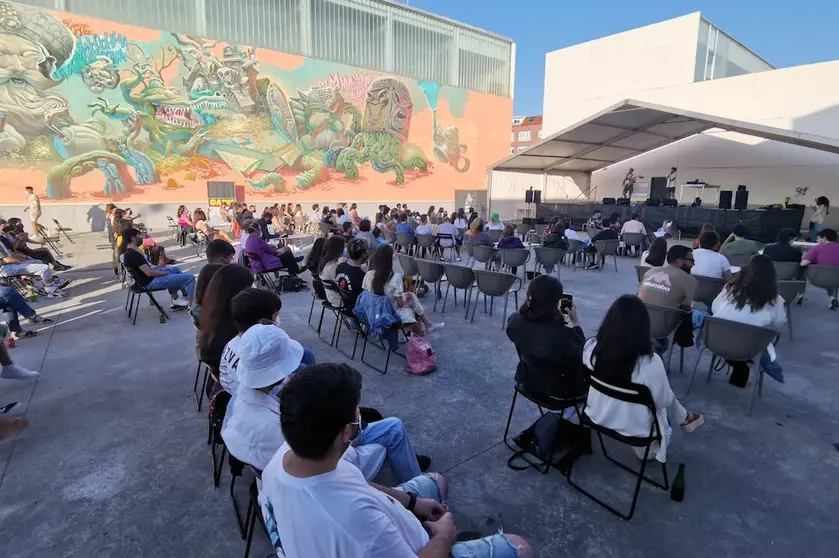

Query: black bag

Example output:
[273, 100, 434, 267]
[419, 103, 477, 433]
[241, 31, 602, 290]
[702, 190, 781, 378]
[507, 412, 591, 474]
[279, 275, 306, 292]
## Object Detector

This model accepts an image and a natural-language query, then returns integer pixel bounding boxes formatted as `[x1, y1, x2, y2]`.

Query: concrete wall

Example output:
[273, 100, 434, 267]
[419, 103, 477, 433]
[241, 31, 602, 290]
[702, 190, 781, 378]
[488, 170, 589, 221]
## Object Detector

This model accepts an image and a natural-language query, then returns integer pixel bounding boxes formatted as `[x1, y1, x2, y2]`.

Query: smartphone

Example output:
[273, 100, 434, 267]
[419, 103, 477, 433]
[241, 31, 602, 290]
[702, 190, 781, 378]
[560, 293, 573, 312]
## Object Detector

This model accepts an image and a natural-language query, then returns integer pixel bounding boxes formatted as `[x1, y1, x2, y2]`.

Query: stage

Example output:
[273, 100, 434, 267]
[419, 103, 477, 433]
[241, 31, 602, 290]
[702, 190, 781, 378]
[532, 202, 805, 243]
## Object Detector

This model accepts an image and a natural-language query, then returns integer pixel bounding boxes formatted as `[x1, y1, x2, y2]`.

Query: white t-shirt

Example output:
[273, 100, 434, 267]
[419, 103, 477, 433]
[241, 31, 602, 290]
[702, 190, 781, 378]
[261, 444, 429, 558]
[564, 228, 581, 241]
[436, 222, 458, 247]
[337, 214, 350, 225]
[691, 248, 731, 279]
[487, 222, 505, 231]
[218, 335, 243, 393]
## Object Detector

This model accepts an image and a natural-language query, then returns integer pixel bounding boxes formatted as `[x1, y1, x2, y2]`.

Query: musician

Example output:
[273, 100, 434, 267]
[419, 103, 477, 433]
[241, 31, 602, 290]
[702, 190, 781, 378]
[666, 167, 678, 199]
[621, 168, 640, 198]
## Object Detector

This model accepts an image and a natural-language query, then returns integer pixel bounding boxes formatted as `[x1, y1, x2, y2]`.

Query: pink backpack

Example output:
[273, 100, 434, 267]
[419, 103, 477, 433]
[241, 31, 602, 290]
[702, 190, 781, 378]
[406, 335, 437, 375]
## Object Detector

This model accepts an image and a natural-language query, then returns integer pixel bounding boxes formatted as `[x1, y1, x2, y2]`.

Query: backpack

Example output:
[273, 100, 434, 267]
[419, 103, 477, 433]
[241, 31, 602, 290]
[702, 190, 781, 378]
[279, 275, 306, 293]
[406, 335, 437, 375]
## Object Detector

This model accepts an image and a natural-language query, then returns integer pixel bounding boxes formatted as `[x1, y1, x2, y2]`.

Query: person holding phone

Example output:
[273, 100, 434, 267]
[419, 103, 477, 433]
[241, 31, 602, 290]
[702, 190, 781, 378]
[506, 275, 587, 401]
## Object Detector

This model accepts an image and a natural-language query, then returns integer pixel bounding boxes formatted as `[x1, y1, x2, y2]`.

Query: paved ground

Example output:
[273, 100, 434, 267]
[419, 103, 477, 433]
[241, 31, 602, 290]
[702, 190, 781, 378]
[1, 232, 838, 558]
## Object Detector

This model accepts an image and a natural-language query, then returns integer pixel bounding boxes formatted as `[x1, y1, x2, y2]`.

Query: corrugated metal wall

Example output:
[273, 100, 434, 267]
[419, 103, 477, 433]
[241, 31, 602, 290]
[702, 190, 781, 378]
[17, 0, 513, 97]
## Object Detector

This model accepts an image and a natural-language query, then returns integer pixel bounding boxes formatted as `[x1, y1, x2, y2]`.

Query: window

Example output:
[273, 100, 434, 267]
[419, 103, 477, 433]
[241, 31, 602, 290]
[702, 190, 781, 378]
[511, 132, 515, 142]
[537, 130, 543, 140]
[518, 131, 531, 142]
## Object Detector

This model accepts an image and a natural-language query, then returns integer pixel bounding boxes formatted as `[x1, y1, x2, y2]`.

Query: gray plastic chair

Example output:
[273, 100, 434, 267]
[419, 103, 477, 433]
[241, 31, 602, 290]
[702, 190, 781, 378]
[622, 232, 645, 256]
[487, 229, 502, 243]
[470, 269, 522, 329]
[777, 280, 807, 340]
[461, 241, 474, 266]
[415, 234, 437, 259]
[594, 239, 620, 272]
[635, 264, 650, 282]
[441, 264, 475, 318]
[686, 316, 777, 415]
[534, 224, 548, 236]
[773, 261, 801, 281]
[397, 253, 419, 279]
[383, 229, 397, 246]
[415, 258, 446, 311]
[693, 275, 727, 309]
[534, 247, 566, 277]
[396, 232, 417, 255]
[499, 248, 531, 279]
[566, 239, 585, 270]
[726, 254, 753, 268]
[471, 244, 498, 270]
[318, 222, 333, 237]
[644, 303, 690, 374]
[525, 231, 542, 245]
[805, 264, 839, 298]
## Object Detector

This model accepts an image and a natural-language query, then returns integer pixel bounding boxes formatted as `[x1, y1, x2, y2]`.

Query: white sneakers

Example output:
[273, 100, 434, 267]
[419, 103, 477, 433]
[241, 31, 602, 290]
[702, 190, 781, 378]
[170, 297, 190, 310]
[426, 322, 446, 334]
[1, 364, 40, 380]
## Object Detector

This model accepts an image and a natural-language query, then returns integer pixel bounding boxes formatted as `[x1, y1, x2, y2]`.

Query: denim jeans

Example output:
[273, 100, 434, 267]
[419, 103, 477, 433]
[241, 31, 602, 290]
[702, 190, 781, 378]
[0, 261, 52, 282]
[357, 417, 421, 484]
[0, 286, 36, 332]
[760, 350, 784, 383]
[811, 223, 823, 242]
[300, 348, 315, 367]
[145, 266, 195, 298]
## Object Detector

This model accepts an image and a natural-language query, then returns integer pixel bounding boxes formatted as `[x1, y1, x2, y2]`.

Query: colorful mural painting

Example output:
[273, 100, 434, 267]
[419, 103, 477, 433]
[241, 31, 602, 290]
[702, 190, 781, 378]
[0, 1, 512, 205]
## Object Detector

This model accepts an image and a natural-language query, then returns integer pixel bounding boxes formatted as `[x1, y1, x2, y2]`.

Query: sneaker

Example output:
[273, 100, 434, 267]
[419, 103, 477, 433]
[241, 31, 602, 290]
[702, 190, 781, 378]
[0, 364, 40, 380]
[426, 322, 445, 334]
[45, 287, 65, 298]
[53, 278, 71, 290]
[170, 298, 189, 310]
[52, 263, 72, 271]
[456, 257, 462, 262]
[681, 413, 704, 434]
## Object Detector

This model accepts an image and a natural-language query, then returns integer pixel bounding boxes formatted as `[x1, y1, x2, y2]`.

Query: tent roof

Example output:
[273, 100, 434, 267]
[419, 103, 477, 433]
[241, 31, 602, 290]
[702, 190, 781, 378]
[492, 99, 839, 173]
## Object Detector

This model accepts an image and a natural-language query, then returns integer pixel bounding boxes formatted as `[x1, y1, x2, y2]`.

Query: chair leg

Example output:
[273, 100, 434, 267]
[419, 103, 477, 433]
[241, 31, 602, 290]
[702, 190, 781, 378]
[501, 291, 509, 330]
[441, 283, 451, 313]
[786, 305, 793, 340]
[470, 290, 479, 323]
[502, 389, 519, 450]
[432, 281, 440, 312]
[748, 365, 764, 416]
[464, 287, 472, 320]
[307, 295, 316, 326]
[243, 494, 257, 558]
[684, 348, 706, 396]
[193, 361, 204, 410]
[197, 367, 209, 412]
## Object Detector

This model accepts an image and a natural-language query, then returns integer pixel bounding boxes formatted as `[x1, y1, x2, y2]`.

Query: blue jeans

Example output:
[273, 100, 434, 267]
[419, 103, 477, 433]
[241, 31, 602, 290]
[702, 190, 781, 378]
[397, 475, 521, 558]
[358, 417, 421, 484]
[0, 286, 36, 332]
[301, 348, 315, 367]
[146, 266, 195, 298]
[811, 223, 823, 242]
[760, 350, 784, 383]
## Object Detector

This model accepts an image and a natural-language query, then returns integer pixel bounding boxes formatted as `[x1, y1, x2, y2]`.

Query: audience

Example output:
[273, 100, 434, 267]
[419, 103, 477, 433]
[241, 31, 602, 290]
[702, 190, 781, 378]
[4, 219, 71, 270]
[466, 218, 492, 246]
[362, 245, 443, 336]
[693, 224, 717, 251]
[205, 239, 235, 264]
[355, 219, 376, 247]
[584, 218, 619, 270]
[426, 206, 437, 226]
[335, 239, 368, 312]
[190, 263, 224, 327]
[349, 203, 361, 227]
[720, 224, 761, 258]
[762, 228, 802, 263]
[0, 237, 68, 297]
[245, 224, 301, 276]
[0, 285, 52, 340]
[583, 295, 703, 462]
[621, 213, 646, 236]
[585, 209, 603, 231]
[396, 212, 413, 234]
[197, 263, 254, 371]
[260, 363, 534, 558]
[415, 215, 433, 236]
[435, 216, 461, 261]
[193, 209, 234, 244]
[691, 231, 733, 281]
[120, 228, 194, 310]
[638, 245, 696, 310]
[320, 236, 347, 307]
[498, 224, 526, 274]
[486, 213, 505, 231]
[372, 226, 388, 247]
[710, 255, 786, 386]
[800, 228, 839, 309]
[640, 237, 667, 268]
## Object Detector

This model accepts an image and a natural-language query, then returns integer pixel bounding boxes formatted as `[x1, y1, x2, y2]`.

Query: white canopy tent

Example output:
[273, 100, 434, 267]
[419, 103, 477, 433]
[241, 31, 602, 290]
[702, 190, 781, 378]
[488, 99, 839, 218]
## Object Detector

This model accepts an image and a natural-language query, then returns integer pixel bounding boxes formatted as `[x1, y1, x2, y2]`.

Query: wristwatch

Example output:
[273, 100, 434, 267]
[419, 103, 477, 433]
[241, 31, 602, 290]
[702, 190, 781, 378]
[406, 491, 417, 512]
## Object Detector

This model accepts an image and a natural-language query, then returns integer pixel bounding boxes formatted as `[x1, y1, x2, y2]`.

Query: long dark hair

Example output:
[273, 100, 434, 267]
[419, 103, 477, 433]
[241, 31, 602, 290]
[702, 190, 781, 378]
[306, 238, 326, 273]
[726, 254, 778, 311]
[816, 196, 830, 213]
[592, 295, 653, 385]
[318, 236, 346, 274]
[369, 244, 394, 295]
[519, 275, 563, 321]
[198, 264, 254, 354]
[195, 263, 224, 306]
[118, 226, 141, 256]
[645, 237, 667, 267]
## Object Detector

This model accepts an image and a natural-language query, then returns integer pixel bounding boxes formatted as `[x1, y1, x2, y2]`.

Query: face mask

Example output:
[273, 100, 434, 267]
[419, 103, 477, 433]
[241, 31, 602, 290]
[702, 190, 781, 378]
[349, 413, 366, 446]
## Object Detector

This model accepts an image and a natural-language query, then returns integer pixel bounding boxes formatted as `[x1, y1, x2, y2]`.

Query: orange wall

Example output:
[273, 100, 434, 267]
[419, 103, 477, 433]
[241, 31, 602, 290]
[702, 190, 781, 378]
[0, 3, 512, 205]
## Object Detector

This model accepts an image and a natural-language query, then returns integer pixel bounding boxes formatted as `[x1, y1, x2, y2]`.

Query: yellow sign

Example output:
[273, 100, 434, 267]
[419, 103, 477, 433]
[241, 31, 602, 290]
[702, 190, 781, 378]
[208, 198, 235, 207]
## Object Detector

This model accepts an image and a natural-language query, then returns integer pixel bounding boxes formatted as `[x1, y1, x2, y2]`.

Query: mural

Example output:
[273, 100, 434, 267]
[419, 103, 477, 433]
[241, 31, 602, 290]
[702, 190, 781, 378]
[0, 2, 512, 204]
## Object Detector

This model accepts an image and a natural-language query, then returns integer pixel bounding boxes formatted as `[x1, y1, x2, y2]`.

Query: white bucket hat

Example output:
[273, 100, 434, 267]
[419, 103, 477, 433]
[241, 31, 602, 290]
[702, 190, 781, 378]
[237, 324, 305, 389]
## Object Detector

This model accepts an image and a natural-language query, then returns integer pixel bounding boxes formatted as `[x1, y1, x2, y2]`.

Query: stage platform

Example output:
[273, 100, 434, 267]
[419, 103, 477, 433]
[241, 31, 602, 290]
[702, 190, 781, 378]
[531, 202, 804, 243]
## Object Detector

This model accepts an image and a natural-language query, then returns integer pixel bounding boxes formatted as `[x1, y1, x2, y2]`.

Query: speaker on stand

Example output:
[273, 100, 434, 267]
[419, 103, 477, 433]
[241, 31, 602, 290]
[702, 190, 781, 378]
[734, 188, 749, 211]
[524, 188, 542, 220]
[719, 190, 732, 210]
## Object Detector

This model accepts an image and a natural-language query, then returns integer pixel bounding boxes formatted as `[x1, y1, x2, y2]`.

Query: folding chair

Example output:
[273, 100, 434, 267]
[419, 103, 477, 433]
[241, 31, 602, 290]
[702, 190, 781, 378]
[35, 222, 64, 257]
[315, 280, 343, 346]
[242, 466, 270, 558]
[566, 376, 669, 520]
[594, 239, 620, 272]
[123, 267, 170, 325]
[308, 277, 327, 329]
[353, 291, 407, 374]
[50, 218, 74, 244]
[243, 252, 281, 293]
[414, 258, 446, 311]
[209, 389, 231, 488]
[167, 216, 179, 240]
[227, 453, 248, 539]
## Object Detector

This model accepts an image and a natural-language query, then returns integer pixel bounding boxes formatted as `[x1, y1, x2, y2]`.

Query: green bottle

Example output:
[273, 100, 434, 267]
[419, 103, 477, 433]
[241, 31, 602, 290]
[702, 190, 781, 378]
[670, 463, 685, 502]
[159, 313, 166, 324]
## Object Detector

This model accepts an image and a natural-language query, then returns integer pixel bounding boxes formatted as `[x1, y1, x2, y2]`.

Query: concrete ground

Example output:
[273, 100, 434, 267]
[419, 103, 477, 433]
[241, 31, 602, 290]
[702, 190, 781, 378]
[1, 233, 838, 558]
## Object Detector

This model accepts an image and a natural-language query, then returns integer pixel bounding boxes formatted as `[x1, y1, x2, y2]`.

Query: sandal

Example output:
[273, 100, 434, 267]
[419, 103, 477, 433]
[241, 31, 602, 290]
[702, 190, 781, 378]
[29, 316, 53, 324]
[681, 412, 704, 434]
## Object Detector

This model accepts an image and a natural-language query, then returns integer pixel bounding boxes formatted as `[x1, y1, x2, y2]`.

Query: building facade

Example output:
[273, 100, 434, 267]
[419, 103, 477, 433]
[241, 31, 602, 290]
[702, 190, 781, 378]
[510, 115, 542, 154]
[0, 0, 514, 224]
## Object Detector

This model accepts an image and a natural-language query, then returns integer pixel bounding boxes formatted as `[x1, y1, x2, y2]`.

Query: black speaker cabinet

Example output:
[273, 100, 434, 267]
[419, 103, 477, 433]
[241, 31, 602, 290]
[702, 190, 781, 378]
[734, 189, 749, 210]
[719, 190, 732, 210]
[649, 176, 668, 200]
[646, 197, 662, 207]
[525, 189, 534, 203]
[616, 197, 630, 206]
[737, 184, 748, 192]
[662, 198, 678, 207]
[525, 189, 542, 203]
[602, 197, 616, 205]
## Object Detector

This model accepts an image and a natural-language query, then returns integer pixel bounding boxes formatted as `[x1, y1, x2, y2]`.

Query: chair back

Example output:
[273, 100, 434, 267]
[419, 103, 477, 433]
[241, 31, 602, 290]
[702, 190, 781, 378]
[534, 247, 565, 267]
[586, 226, 599, 240]
[634, 265, 649, 282]
[644, 303, 688, 339]
[383, 230, 397, 245]
[397, 253, 419, 276]
[500, 248, 530, 268]
[167, 216, 176, 224]
[321, 279, 344, 309]
[396, 232, 416, 250]
[805, 264, 839, 289]
[726, 254, 753, 268]
[442, 264, 475, 289]
[584, 374, 659, 442]
[566, 238, 585, 254]
[471, 244, 497, 264]
[595, 239, 620, 256]
[525, 231, 542, 245]
[622, 232, 645, 247]
[693, 275, 727, 307]
[415, 258, 445, 283]
[416, 234, 436, 248]
[318, 222, 332, 236]
[473, 269, 521, 297]
[773, 261, 800, 281]
[462, 241, 474, 259]
[534, 224, 548, 236]
[776, 280, 806, 304]
[703, 317, 776, 361]
[311, 276, 327, 300]
[487, 229, 502, 243]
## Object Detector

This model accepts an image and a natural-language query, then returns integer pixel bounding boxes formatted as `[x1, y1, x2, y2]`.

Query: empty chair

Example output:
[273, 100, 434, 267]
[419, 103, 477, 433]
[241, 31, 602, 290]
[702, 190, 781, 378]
[396, 232, 417, 255]
[773, 261, 801, 281]
[635, 265, 649, 283]
[644, 303, 690, 374]
[586, 226, 599, 241]
[414, 258, 446, 311]
[415, 233, 437, 259]
[471, 244, 498, 270]
[693, 275, 727, 309]
[441, 264, 475, 318]
[499, 248, 531, 279]
[685, 317, 777, 415]
[726, 254, 753, 268]
[566, 238, 585, 270]
[524, 231, 542, 245]
[776, 280, 807, 340]
[487, 229, 502, 243]
[397, 253, 419, 280]
[470, 269, 522, 329]
[622, 232, 645, 256]
[594, 239, 620, 272]
[533, 247, 566, 277]
[167, 216, 179, 240]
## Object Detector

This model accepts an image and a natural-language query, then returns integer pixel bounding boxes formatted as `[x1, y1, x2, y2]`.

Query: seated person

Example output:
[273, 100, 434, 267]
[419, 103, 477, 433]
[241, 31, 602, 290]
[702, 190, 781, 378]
[371, 226, 388, 247]
[4, 219, 71, 270]
[720, 224, 761, 258]
[205, 238, 236, 265]
[639, 237, 667, 268]
[800, 227, 839, 309]
[506, 276, 586, 400]
[222, 327, 428, 481]
[585, 210, 603, 231]
[362, 245, 443, 337]
[564, 219, 582, 242]
[486, 213, 505, 231]
[583, 295, 703, 462]
[0, 236, 68, 297]
[584, 218, 619, 269]
[691, 231, 733, 281]
[711, 255, 786, 387]
[336, 239, 368, 312]
[193, 209, 234, 244]
[395, 212, 414, 234]
[120, 228, 195, 310]
[190, 263, 224, 327]
[466, 218, 493, 246]
[497, 224, 526, 274]
[355, 219, 377, 247]
[197, 264, 255, 372]
[638, 245, 696, 311]
[319, 236, 347, 307]
[341, 221, 355, 241]
[762, 228, 802, 263]
[692, 224, 718, 251]
[244, 224, 301, 275]
[620, 213, 647, 255]
[435, 216, 461, 260]
[261, 363, 534, 558]
[415, 215, 433, 236]
[0, 285, 52, 340]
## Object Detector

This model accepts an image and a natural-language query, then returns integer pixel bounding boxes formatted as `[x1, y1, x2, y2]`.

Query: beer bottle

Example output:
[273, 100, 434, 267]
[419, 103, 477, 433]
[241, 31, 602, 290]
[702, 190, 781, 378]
[670, 463, 685, 502]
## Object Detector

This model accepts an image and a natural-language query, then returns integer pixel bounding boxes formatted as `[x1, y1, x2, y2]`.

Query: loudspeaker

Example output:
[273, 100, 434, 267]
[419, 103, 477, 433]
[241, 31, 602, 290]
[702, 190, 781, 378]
[525, 189, 534, 203]
[662, 198, 678, 207]
[524, 189, 542, 203]
[737, 184, 747, 192]
[649, 176, 668, 200]
[602, 197, 616, 205]
[646, 197, 662, 207]
[616, 197, 630, 206]
[719, 190, 732, 210]
[734, 189, 749, 210]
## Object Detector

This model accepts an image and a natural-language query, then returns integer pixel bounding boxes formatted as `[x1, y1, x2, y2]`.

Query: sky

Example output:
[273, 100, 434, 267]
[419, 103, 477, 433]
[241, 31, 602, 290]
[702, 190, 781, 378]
[401, 0, 839, 115]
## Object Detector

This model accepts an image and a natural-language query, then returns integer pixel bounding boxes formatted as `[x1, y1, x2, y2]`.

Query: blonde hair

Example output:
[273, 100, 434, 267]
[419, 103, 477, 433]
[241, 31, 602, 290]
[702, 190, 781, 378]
[468, 218, 484, 237]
